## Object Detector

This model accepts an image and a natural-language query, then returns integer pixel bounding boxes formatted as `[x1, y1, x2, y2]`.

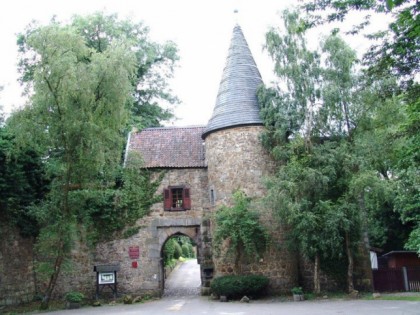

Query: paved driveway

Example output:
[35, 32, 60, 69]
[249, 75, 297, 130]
[163, 259, 201, 297]
[35, 260, 419, 314]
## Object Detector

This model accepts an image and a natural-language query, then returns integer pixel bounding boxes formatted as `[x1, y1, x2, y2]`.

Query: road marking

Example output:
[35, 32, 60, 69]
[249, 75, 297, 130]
[167, 300, 186, 311]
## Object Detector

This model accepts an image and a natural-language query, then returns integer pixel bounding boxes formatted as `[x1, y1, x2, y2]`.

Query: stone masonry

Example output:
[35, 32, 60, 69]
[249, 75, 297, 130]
[0, 225, 36, 306]
[205, 126, 275, 207]
[92, 168, 209, 298]
[205, 125, 298, 293]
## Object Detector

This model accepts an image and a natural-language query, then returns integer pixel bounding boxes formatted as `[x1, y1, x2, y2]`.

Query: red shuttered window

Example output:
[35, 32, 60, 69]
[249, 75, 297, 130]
[163, 186, 191, 211]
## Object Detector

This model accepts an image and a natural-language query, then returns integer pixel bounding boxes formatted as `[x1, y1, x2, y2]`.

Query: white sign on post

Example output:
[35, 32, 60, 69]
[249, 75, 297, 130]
[99, 272, 115, 284]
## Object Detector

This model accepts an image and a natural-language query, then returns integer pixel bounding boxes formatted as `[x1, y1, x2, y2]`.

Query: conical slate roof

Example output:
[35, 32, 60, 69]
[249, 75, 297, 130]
[202, 24, 263, 139]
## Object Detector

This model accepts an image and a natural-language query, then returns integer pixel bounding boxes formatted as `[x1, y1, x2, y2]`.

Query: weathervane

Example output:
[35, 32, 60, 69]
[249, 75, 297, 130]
[234, 9, 239, 24]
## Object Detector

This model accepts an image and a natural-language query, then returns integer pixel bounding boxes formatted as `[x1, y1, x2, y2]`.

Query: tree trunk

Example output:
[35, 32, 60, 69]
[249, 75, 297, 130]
[40, 247, 65, 309]
[345, 231, 354, 293]
[343, 102, 351, 135]
[40, 168, 73, 310]
[234, 245, 242, 275]
[314, 253, 321, 294]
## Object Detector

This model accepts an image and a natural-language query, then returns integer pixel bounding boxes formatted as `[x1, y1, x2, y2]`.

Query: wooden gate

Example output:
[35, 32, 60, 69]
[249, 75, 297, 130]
[407, 267, 420, 292]
[372, 269, 404, 292]
[373, 267, 420, 292]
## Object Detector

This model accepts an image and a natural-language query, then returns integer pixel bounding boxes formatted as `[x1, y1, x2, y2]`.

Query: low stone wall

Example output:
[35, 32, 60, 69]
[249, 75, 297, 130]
[164, 260, 182, 280]
[0, 225, 36, 306]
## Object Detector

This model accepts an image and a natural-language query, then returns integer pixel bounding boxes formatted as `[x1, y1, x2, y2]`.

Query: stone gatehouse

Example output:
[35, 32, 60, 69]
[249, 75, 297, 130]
[88, 24, 370, 297]
[0, 24, 372, 305]
[87, 24, 301, 297]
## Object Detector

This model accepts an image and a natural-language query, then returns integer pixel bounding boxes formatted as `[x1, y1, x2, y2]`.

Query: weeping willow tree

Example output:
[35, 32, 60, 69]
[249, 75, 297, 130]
[9, 20, 136, 309]
[8, 12, 181, 308]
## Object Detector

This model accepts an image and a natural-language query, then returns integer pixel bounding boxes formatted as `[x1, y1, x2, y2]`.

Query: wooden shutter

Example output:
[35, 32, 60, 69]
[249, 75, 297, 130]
[163, 188, 171, 210]
[183, 188, 191, 210]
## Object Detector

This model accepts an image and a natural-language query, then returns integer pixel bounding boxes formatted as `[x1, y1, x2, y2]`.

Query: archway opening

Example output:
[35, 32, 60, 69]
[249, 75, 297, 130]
[161, 233, 201, 297]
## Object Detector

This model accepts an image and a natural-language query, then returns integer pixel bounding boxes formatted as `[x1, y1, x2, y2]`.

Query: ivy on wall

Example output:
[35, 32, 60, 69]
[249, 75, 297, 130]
[212, 190, 269, 274]
[74, 166, 165, 245]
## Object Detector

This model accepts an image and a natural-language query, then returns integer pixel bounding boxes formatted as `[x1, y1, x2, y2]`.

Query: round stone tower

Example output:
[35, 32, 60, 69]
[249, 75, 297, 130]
[202, 25, 297, 292]
[202, 24, 274, 207]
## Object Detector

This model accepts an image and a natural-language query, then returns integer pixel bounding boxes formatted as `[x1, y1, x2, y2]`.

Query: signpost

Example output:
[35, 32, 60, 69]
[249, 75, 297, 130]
[94, 264, 120, 299]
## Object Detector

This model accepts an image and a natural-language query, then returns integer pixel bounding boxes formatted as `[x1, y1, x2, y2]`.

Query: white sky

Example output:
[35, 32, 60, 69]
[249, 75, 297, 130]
[0, 0, 389, 126]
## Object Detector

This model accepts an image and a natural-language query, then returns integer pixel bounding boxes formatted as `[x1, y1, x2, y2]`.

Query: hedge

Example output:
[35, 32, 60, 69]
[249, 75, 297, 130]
[210, 274, 269, 299]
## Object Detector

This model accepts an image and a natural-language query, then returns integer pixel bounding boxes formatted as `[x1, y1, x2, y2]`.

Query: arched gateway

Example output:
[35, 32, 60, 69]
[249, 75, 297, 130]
[155, 221, 202, 292]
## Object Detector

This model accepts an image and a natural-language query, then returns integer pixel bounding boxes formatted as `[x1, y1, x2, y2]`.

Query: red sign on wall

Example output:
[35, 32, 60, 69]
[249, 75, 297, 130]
[129, 246, 140, 259]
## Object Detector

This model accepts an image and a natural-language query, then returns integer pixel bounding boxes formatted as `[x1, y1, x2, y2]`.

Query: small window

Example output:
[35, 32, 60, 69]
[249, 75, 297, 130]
[171, 188, 183, 208]
[163, 186, 191, 211]
[210, 188, 215, 206]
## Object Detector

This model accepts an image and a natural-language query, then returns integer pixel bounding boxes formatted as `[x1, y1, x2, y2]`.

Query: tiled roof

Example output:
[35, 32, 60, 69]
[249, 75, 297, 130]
[202, 24, 263, 139]
[127, 126, 206, 168]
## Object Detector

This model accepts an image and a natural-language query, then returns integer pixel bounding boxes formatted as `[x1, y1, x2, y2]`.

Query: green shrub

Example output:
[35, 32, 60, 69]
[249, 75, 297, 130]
[173, 241, 182, 259]
[123, 294, 133, 304]
[165, 258, 177, 268]
[188, 243, 195, 258]
[65, 291, 84, 303]
[181, 244, 190, 258]
[210, 275, 269, 299]
[291, 286, 303, 295]
[163, 238, 177, 265]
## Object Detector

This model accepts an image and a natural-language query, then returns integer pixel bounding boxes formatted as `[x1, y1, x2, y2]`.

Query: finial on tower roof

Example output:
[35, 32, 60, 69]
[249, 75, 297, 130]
[234, 9, 239, 24]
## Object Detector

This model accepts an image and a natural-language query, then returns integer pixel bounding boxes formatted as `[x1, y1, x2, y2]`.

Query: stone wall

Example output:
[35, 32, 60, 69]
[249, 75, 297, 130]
[205, 126, 276, 207]
[50, 230, 96, 299]
[0, 225, 35, 306]
[205, 126, 298, 293]
[52, 168, 209, 299]
[150, 168, 210, 214]
[1, 133, 373, 302]
[298, 255, 340, 293]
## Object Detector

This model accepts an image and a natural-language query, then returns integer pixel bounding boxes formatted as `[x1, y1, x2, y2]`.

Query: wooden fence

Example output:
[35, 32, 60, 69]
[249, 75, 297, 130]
[373, 267, 420, 292]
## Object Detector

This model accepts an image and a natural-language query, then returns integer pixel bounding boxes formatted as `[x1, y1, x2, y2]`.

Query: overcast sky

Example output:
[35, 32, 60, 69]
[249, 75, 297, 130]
[0, 0, 388, 126]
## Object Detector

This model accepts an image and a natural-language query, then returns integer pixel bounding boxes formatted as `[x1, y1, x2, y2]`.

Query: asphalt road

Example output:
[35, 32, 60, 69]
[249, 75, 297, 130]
[35, 260, 420, 314]
[36, 296, 420, 315]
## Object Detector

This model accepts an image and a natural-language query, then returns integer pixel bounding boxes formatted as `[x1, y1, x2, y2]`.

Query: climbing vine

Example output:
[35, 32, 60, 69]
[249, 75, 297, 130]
[212, 190, 269, 274]
[75, 165, 165, 245]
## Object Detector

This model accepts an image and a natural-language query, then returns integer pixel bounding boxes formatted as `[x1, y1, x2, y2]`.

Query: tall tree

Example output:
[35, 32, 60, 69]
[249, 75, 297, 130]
[317, 35, 359, 136]
[259, 9, 399, 293]
[18, 12, 179, 129]
[0, 104, 47, 237]
[10, 20, 136, 309]
[265, 139, 356, 293]
[395, 97, 420, 253]
[261, 9, 321, 151]
[302, 0, 419, 253]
